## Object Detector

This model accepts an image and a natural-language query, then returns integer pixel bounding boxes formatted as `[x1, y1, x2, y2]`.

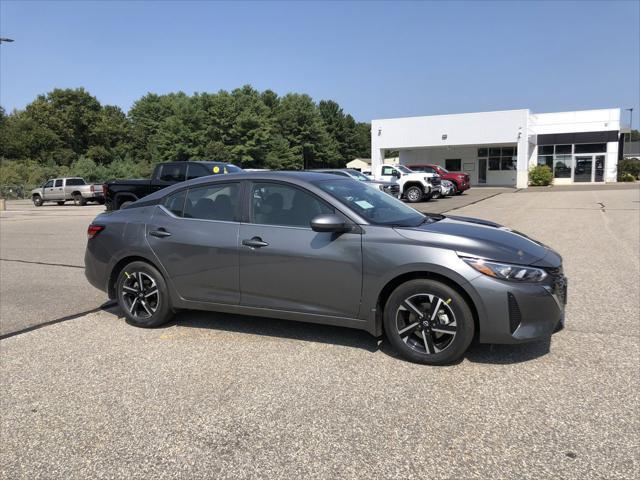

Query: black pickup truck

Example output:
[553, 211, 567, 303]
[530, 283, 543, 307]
[104, 161, 242, 210]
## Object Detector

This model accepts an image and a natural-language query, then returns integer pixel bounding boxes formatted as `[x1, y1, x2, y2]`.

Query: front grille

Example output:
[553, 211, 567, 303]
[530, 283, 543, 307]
[507, 292, 522, 333]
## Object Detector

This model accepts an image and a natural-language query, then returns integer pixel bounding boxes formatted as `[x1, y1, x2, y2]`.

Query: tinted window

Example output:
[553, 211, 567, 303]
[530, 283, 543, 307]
[250, 183, 333, 228]
[159, 163, 187, 182]
[316, 179, 425, 227]
[66, 178, 86, 186]
[184, 183, 239, 221]
[54, 179, 63, 187]
[488, 157, 501, 171]
[445, 159, 462, 171]
[574, 143, 606, 154]
[163, 190, 187, 217]
[44, 180, 54, 188]
[539, 145, 554, 155]
[186, 164, 210, 180]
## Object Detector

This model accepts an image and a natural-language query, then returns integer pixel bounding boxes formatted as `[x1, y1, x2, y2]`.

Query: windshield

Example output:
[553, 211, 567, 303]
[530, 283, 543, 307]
[396, 165, 413, 174]
[315, 178, 426, 227]
[439, 167, 449, 173]
[225, 164, 243, 173]
[347, 170, 370, 181]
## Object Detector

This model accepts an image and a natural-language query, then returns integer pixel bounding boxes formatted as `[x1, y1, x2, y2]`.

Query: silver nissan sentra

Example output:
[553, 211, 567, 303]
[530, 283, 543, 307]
[85, 172, 567, 365]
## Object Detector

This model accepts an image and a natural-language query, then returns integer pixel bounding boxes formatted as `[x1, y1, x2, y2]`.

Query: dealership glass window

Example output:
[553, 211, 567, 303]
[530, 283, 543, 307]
[555, 144, 572, 154]
[445, 159, 462, 171]
[538, 156, 553, 169]
[553, 155, 572, 178]
[478, 146, 518, 171]
[539, 145, 554, 155]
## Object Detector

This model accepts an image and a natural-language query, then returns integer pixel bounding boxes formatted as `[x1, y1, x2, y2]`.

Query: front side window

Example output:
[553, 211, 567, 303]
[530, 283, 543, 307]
[162, 190, 187, 217]
[445, 159, 462, 172]
[184, 183, 239, 221]
[315, 179, 425, 227]
[381, 166, 395, 176]
[396, 165, 413, 174]
[159, 163, 187, 182]
[250, 182, 333, 228]
[54, 179, 63, 187]
[44, 180, 54, 188]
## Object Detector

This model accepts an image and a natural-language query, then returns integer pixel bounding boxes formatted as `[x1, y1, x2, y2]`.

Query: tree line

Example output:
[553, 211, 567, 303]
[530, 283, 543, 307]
[0, 86, 371, 190]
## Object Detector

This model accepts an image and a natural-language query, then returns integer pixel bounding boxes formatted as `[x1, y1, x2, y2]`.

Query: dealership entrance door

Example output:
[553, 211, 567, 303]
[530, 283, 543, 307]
[574, 155, 605, 182]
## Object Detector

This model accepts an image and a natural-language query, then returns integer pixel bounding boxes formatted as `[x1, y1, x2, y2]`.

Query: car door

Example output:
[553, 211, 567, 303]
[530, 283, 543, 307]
[41, 180, 55, 200]
[146, 182, 241, 305]
[238, 181, 363, 318]
[379, 165, 397, 182]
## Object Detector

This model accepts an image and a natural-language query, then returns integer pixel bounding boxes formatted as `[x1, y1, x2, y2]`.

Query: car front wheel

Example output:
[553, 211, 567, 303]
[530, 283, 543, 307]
[383, 279, 474, 365]
[116, 261, 173, 328]
[405, 186, 423, 203]
[32, 195, 43, 207]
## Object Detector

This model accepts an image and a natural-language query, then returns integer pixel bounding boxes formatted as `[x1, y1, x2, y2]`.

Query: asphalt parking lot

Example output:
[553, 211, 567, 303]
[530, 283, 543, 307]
[1, 185, 639, 479]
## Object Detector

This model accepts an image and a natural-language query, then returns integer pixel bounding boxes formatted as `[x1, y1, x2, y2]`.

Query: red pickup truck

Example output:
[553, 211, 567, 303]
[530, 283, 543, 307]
[408, 164, 471, 194]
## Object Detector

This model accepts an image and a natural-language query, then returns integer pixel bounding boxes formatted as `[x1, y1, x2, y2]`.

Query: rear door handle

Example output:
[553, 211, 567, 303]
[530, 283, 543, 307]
[242, 237, 269, 248]
[149, 228, 172, 238]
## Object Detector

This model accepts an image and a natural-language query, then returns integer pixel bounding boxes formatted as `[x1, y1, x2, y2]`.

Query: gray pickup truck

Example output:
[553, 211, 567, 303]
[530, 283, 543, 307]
[31, 177, 104, 207]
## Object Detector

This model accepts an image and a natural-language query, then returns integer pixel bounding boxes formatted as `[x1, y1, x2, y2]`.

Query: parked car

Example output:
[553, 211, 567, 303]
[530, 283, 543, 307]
[311, 168, 400, 198]
[440, 179, 455, 197]
[31, 177, 104, 207]
[85, 172, 567, 365]
[408, 164, 471, 194]
[104, 161, 242, 210]
[372, 164, 441, 203]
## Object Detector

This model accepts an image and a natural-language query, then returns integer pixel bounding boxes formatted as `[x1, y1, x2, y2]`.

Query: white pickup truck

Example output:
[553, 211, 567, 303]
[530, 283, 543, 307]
[31, 177, 104, 207]
[373, 164, 441, 203]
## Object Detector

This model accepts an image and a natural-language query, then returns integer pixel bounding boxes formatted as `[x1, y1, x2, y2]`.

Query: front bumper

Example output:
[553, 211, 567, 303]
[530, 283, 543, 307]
[470, 270, 567, 344]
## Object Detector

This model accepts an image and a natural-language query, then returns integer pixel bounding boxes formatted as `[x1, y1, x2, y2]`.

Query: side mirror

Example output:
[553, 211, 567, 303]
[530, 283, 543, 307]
[392, 170, 401, 178]
[310, 213, 351, 233]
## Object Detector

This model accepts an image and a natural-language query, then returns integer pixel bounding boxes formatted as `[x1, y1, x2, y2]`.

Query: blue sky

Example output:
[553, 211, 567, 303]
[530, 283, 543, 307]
[1, 1, 638, 126]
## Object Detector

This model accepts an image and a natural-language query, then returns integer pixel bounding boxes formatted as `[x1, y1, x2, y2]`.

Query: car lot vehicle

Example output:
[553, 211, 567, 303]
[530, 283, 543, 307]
[31, 177, 104, 206]
[311, 168, 400, 198]
[440, 179, 455, 196]
[104, 161, 242, 210]
[373, 164, 440, 203]
[85, 172, 567, 365]
[409, 164, 471, 194]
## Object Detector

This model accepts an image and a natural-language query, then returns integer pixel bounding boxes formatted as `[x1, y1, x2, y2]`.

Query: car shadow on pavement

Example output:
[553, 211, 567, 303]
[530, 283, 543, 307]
[104, 304, 552, 364]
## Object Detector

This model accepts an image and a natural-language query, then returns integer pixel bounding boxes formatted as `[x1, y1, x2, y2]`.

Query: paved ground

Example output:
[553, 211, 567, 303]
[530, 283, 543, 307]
[1, 187, 639, 479]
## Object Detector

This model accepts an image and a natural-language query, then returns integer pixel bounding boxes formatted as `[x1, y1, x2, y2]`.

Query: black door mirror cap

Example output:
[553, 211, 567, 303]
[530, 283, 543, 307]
[310, 213, 351, 233]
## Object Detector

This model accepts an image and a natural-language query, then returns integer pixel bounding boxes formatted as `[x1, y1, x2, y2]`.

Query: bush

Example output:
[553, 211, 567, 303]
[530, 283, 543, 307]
[618, 158, 640, 180]
[529, 165, 553, 186]
[619, 172, 636, 182]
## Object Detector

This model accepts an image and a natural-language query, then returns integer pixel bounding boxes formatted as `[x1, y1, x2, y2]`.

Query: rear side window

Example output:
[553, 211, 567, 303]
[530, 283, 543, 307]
[159, 164, 187, 182]
[184, 183, 239, 221]
[66, 178, 85, 186]
[162, 190, 187, 217]
[54, 179, 63, 187]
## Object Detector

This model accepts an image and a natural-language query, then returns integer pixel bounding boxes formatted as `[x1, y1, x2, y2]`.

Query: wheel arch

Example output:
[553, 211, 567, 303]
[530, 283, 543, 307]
[108, 254, 162, 299]
[373, 270, 480, 340]
[402, 181, 424, 193]
[71, 190, 83, 197]
[114, 193, 139, 210]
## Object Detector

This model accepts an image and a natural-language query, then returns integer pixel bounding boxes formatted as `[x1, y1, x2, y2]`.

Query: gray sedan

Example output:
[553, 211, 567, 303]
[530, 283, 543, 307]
[85, 172, 567, 365]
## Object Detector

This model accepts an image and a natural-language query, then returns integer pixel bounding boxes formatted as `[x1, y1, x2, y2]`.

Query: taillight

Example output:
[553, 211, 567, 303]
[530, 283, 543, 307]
[102, 184, 107, 196]
[90, 185, 95, 193]
[87, 224, 105, 239]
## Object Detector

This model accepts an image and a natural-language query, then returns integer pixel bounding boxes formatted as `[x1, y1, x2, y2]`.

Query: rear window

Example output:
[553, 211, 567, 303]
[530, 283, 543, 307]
[159, 164, 187, 182]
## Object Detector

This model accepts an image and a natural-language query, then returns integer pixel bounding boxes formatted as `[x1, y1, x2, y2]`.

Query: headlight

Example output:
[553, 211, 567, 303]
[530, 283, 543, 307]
[460, 256, 548, 282]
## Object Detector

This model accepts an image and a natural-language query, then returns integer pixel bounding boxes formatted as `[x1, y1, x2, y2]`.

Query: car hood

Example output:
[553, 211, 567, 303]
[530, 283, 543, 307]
[395, 214, 561, 267]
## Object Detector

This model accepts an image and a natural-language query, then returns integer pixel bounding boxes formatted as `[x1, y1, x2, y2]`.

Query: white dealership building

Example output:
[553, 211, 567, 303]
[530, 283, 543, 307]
[371, 108, 628, 188]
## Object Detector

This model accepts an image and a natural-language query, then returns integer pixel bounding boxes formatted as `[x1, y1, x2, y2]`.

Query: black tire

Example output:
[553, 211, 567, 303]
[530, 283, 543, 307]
[405, 186, 423, 203]
[116, 261, 173, 328]
[383, 279, 474, 365]
[32, 195, 43, 207]
[57, 201, 65, 206]
[73, 193, 87, 206]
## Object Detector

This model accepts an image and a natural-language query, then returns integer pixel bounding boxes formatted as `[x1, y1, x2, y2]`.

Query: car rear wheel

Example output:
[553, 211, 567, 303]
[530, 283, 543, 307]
[116, 261, 173, 328]
[405, 186, 423, 203]
[73, 193, 87, 206]
[32, 195, 43, 207]
[57, 201, 65, 206]
[383, 279, 474, 365]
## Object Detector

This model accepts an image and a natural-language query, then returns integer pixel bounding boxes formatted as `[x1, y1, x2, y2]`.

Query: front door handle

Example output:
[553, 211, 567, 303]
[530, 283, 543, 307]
[149, 228, 172, 238]
[242, 237, 269, 248]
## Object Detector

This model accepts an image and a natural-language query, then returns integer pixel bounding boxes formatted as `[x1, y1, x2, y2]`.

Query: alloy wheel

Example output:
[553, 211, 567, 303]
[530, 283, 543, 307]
[395, 293, 457, 355]
[121, 271, 159, 319]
